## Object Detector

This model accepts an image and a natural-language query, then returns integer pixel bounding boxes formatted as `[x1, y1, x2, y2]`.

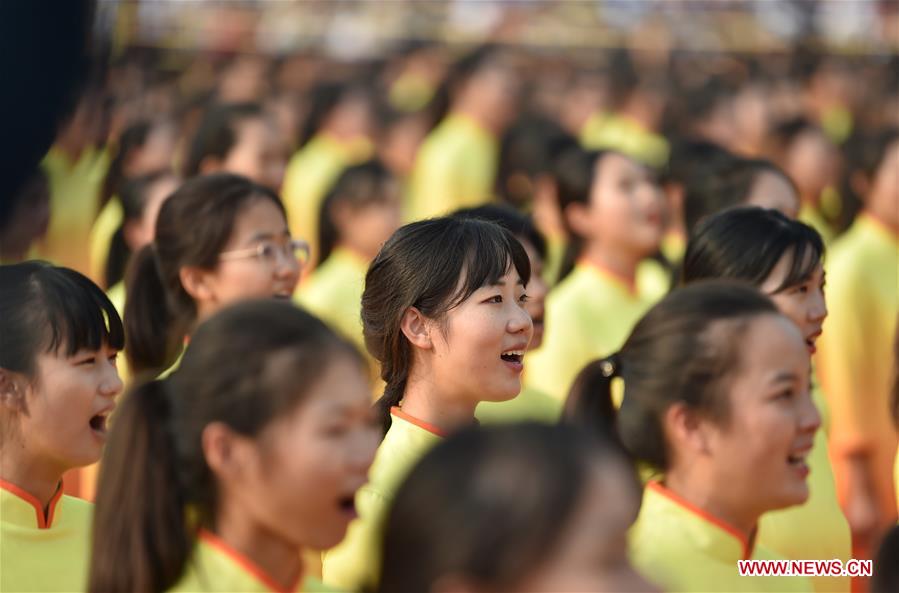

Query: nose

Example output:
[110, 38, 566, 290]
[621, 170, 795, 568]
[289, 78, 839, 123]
[100, 358, 124, 398]
[809, 287, 827, 324]
[798, 389, 822, 436]
[274, 251, 301, 280]
[508, 301, 534, 337]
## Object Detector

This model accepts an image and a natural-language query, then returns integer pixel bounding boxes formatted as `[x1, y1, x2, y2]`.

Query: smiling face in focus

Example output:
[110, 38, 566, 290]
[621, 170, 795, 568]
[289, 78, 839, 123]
[759, 248, 827, 355]
[429, 267, 534, 405]
[702, 314, 820, 522]
[13, 343, 123, 476]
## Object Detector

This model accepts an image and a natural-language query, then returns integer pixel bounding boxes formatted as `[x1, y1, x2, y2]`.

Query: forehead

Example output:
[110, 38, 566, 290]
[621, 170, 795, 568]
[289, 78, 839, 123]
[227, 198, 287, 241]
[764, 246, 821, 287]
[734, 315, 808, 377]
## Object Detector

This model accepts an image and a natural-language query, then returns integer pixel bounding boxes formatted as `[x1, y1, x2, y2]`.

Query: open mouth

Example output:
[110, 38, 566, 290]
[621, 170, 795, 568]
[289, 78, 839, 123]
[337, 495, 357, 518]
[89, 412, 110, 435]
[500, 350, 524, 364]
[787, 448, 810, 474]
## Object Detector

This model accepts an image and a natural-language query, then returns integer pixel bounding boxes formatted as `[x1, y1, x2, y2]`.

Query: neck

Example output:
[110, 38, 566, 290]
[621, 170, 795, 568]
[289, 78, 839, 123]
[452, 105, 497, 136]
[214, 499, 303, 592]
[581, 242, 641, 289]
[664, 469, 757, 541]
[865, 202, 899, 237]
[400, 372, 477, 435]
[336, 241, 376, 265]
[0, 446, 64, 513]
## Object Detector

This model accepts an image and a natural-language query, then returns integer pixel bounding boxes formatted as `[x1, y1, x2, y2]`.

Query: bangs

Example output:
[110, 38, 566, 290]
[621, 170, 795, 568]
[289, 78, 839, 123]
[446, 219, 531, 310]
[35, 266, 125, 356]
[768, 228, 825, 293]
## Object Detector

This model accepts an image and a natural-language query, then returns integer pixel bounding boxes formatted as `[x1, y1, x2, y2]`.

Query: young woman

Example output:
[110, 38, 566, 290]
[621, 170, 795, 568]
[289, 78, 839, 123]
[296, 160, 401, 353]
[0, 262, 124, 592]
[321, 216, 533, 590]
[565, 282, 818, 592]
[88, 300, 380, 592]
[377, 423, 652, 593]
[125, 172, 305, 376]
[452, 204, 559, 423]
[680, 206, 849, 593]
[526, 147, 666, 401]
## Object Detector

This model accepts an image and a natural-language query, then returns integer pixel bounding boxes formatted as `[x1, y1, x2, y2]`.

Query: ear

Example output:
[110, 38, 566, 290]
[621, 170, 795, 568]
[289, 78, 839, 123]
[663, 402, 712, 459]
[564, 201, 592, 239]
[201, 421, 256, 483]
[179, 265, 216, 303]
[399, 307, 433, 351]
[198, 155, 224, 175]
[0, 369, 29, 415]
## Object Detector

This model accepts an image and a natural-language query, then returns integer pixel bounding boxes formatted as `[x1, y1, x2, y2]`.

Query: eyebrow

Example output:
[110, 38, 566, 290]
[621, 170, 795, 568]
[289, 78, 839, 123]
[770, 371, 799, 384]
[488, 277, 526, 287]
[247, 229, 290, 243]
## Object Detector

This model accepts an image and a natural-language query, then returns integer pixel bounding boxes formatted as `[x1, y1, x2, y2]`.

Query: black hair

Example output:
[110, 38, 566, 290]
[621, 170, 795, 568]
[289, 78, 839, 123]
[681, 207, 824, 293]
[377, 423, 637, 593]
[99, 119, 169, 211]
[183, 102, 263, 178]
[89, 300, 362, 593]
[0, 262, 124, 379]
[872, 525, 899, 593]
[362, 217, 530, 434]
[297, 80, 372, 149]
[452, 204, 546, 261]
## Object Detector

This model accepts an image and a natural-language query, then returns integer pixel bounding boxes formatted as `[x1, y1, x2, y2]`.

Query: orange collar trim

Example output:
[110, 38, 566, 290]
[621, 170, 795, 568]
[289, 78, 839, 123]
[859, 213, 899, 244]
[0, 478, 64, 529]
[390, 406, 448, 438]
[577, 259, 639, 296]
[647, 481, 754, 560]
[198, 529, 301, 593]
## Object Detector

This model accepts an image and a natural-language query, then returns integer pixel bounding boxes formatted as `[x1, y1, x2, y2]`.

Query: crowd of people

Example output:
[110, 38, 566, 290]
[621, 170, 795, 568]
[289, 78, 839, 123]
[1, 20, 898, 593]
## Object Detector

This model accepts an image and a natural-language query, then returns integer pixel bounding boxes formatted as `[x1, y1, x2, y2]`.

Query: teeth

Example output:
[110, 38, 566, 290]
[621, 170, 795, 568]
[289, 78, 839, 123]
[502, 350, 524, 357]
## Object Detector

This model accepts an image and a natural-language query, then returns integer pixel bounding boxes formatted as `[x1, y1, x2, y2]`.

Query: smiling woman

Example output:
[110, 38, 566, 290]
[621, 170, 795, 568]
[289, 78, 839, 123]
[0, 262, 124, 593]
[124, 173, 305, 376]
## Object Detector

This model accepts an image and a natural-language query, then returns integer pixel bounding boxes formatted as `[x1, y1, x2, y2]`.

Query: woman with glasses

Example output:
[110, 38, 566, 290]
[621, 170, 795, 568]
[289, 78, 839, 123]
[125, 173, 308, 376]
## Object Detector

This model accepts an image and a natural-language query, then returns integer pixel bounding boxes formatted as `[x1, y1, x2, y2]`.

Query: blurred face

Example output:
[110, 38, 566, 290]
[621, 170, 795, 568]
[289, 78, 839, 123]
[521, 461, 655, 593]
[429, 268, 533, 404]
[785, 130, 838, 197]
[199, 199, 301, 317]
[125, 176, 179, 252]
[1, 176, 50, 256]
[759, 250, 827, 355]
[231, 355, 380, 550]
[871, 139, 899, 227]
[465, 60, 520, 131]
[518, 238, 547, 350]
[582, 153, 665, 258]
[339, 187, 403, 262]
[15, 343, 122, 474]
[704, 315, 820, 519]
[223, 117, 286, 191]
[744, 171, 800, 219]
[126, 124, 177, 177]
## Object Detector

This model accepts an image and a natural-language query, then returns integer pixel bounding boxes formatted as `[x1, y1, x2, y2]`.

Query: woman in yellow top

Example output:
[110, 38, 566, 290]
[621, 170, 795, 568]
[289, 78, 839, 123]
[815, 129, 899, 550]
[377, 424, 653, 593]
[88, 300, 380, 593]
[124, 173, 305, 377]
[406, 45, 519, 222]
[566, 282, 817, 593]
[525, 147, 667, 401]
[297, 160, 401, 353]
[681, 207, 850, 593]
[321, 217, 534, 591]
[0, 262, 124, 592]
[282, 81, 375, 268]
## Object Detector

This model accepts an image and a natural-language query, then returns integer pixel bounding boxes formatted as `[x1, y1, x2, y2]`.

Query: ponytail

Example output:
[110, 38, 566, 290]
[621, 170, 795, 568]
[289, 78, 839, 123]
[562, 354, 623, 452]
[88, 379, 191, 593]
[124, 245, 183, 375]
[104, 225, 130, 290]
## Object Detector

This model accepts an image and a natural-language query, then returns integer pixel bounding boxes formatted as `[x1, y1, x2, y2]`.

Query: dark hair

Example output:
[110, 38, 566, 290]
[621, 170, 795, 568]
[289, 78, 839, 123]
[318, 160, 395, 264]
[89, 300, 361, 593]
[452, 204, 546, 261]
[872, 525, 899, 593]
[298, 80, 371, 149]
[0, 262, 124, 378]
[377, 423, 636, 593]
[99, 119, 166, 211]
[124, 173, 284, 375]
[104, 169, 176, 289]
[183, 102, 263, 178]
[362, 217, 530, 434]
[564, 282, 779, 470]
[681, 207, 824, 293]
[444, 44, 506, 104]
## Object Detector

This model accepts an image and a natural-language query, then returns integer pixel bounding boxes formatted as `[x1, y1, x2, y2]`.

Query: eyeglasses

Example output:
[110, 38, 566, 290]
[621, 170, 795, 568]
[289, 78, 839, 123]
[219, 238, 310, 266]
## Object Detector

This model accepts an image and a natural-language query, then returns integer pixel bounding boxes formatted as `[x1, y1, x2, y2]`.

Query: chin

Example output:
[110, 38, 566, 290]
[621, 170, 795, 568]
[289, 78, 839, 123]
[481, 385, 521, 403]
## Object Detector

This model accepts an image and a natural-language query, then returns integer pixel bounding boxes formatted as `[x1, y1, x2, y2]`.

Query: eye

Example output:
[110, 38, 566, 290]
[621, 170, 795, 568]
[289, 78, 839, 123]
[485, 295, 503, 304]
[108, 353, 118, 365]
[519, 293, 530, 303]
[776, 389, 795, 401]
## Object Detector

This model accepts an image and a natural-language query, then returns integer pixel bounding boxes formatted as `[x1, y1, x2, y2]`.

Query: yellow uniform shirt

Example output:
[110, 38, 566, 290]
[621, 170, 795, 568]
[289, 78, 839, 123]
[295, 247, 367, 353]
[34, 146, 109, 276]
[630, 481, 813, 593]
[321, 407, 444, 591]
[816, 214, 899, 521]
[580, 112, 669, 169]
[169, 530, 337, 593]
[475, 385, 562, 424]
[281, 134, 372, 267]
[88, 197, 123, 286]
[0, 480, 93, 592]
[799, 204, 836, 246]
[406, 113, 497, 222]
[525, 262, 654, 401]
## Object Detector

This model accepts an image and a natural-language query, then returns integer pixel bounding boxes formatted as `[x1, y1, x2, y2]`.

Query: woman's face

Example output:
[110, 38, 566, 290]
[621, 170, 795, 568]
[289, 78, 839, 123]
[15, 342, 122, 474]
[703, 314, 820, 519]
[229, 355, 380, 551]
[223, 116, 286, 192]
[126, 124, 177, 177]
[518, 238, 548, 350]
[125, 176, 179, 253]
[521, 460, 655, 593]
[197, 198, 301, 318]
[759, 250, 827, 355]
[428, 267, 534, 405]
[585, 153, 665, 259]
[744, 171, 800, 220]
